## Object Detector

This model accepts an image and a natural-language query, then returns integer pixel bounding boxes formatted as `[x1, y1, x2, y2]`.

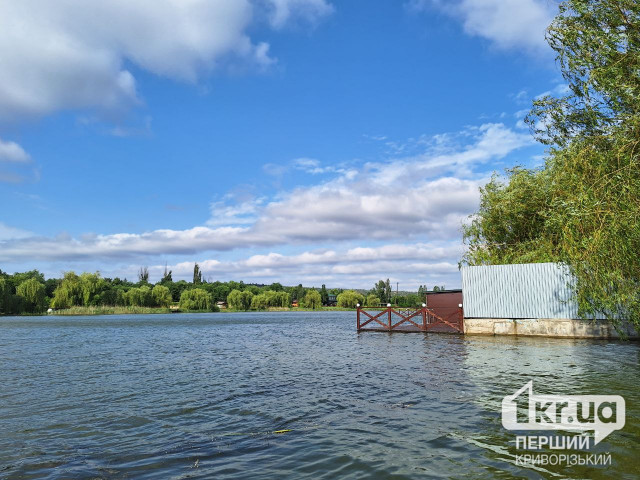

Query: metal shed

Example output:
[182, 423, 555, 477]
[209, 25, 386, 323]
[460, 262, 606, 320]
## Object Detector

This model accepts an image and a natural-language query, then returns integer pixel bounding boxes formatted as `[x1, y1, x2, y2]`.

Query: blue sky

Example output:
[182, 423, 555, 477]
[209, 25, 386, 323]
[0, 0, 563, 289]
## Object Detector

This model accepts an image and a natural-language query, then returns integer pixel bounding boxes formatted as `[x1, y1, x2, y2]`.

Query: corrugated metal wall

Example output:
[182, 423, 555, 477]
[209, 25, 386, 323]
[461, 263, 604, 319]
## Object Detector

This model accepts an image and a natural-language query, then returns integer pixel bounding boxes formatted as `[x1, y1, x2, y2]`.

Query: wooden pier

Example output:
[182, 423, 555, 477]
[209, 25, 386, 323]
[356, 305, 464, 333]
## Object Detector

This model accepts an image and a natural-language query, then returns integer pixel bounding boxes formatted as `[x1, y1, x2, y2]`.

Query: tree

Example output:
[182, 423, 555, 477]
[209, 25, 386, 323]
[152, 284, 172, 307]
[193, 263, 202, 285]
[179, 288, 214, 311]
[249, 290, 290, 309]
[301, 290, 322, 309]
[337, 290, 365, 308]
[52, 272, 83, 309]
[526, 0, 640, 147]
[126, 286, 153, 307]
[16, 278, 46, 313]
[465, 0, 640, 329]
[373, 280, 387, 303]
[0, 277, 7, 314]
[138, 266, 149, 284]
[417, 285, 427, 299]
[292, 284, 306, 301]
[227, 289, 253, 310]
[320, 284, 329, 305]
[366, 294, 381, 307]
[251, 293, 269, 310]
[79, 272, 104, 306]
[161, 264, 172, 283]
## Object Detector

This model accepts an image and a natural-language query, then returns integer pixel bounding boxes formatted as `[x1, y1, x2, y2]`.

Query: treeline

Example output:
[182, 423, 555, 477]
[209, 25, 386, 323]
[0, 266, 442, 315]
[0, 269, 221, 314]
[0, 266, 345, 315]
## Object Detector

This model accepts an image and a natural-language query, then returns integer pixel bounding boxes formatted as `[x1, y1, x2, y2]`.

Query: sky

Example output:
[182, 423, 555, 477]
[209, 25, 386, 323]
[0, 0, 565, 290]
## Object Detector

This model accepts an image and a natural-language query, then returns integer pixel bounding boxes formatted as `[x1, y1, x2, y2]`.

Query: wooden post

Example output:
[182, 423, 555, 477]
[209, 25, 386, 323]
[357, 306, 361, 331]
[422, 307, 426, 331]
[388, 307, 392, 330]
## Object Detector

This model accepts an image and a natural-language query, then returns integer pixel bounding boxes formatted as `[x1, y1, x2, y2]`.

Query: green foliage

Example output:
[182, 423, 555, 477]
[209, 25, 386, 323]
[527, 0, 640, 147]
[396, 294, 422, 308]
[372, 279, 392, 304]
[126, 286, 153, 307]
[227, 289, 253, 310]
[465, 0, 640, 329]
[52, 272, 83, 309]
[0, 277, 6, 314]
[366, 294, 381, 307]
[179, 288, 215, 311]
[16, 278, 47, 313]
[337, 290, 365, 308]
[160, 265, 173, 284]
[300, 290, 322, 309]
[152, 284, 172, 307]
[79, 272, 105, 306]
[320, 284, 329, 305]
[193, 263, 203, 284]
[291, 283, 306, 301]
[250, 290, 291, 310]
[138, 266, 149, 284]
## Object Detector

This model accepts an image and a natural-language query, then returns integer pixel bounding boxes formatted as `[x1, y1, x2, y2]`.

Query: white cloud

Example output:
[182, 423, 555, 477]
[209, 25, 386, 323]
[0, 0, 331, 122]
[0, 138, 30, 163]
[0, 222, 33, 241]
[0, 122, 532, 263]
[266, 0, 334, 29]
[136, 242, 463, 288]
[413, 0, 557, 55]
[291, 157, 350, 175]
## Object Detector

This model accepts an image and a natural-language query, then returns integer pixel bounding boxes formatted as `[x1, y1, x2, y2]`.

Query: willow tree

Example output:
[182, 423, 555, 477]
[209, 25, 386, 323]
[16, 278, 47, 313]
[463, 0, 640, 328]
[52, 272, 83, 309]
[301, 290, 322, 309]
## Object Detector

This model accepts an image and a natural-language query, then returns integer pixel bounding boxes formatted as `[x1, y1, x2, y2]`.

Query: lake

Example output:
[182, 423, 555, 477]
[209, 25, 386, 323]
[0, 312, 638, 479]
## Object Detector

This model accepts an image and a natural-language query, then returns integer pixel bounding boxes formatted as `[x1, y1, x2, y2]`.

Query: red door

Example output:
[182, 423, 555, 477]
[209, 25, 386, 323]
[425, 291, 463, 333]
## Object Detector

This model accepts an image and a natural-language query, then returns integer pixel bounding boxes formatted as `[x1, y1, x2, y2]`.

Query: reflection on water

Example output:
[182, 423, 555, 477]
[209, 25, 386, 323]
[0, 312, 638, 479]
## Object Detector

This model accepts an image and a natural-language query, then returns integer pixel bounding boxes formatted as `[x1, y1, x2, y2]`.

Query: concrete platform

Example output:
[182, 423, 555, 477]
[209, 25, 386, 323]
[464, 317, 638, 339]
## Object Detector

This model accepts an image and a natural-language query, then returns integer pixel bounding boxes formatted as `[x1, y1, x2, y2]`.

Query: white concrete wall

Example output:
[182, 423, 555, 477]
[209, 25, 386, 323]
[464, 317, 637, 339]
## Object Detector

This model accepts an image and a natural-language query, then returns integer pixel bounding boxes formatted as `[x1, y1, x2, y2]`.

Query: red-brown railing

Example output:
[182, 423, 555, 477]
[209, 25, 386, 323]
[356, 306, 463, 333]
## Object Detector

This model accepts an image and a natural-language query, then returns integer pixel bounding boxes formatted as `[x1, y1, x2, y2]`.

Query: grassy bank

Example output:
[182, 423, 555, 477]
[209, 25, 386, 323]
[50, 306, 173, 316]
[39, 306, 357, 316]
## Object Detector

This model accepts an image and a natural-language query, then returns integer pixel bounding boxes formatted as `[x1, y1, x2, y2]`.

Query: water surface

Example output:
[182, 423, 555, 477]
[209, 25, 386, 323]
[1, 312, 638, 479]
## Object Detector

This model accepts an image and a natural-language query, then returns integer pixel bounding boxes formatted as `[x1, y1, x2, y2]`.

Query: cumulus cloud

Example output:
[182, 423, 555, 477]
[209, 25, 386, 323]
[0, 138, 30, 163]
[136, 242, 463, 288]
[0, 0, 332, 122]
[0, 122, 532, 263]
[411, 0, 557, 55]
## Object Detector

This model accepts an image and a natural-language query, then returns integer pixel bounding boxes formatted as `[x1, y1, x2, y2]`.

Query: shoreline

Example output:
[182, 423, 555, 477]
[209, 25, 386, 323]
[2, 306, 360, 317]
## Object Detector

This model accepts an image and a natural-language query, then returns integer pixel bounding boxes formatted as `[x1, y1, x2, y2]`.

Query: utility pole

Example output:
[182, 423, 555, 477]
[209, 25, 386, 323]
[396, 282, 398, 304]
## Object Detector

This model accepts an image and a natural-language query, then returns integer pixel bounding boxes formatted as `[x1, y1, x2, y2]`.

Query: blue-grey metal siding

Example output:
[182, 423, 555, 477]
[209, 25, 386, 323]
[461, 263, 605, 319]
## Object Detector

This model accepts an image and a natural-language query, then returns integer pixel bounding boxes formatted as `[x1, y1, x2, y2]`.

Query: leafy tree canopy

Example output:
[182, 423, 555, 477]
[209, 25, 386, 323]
[465, 0, 640, 329]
